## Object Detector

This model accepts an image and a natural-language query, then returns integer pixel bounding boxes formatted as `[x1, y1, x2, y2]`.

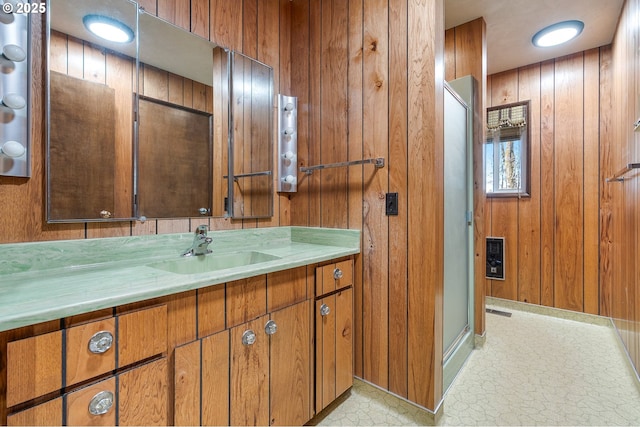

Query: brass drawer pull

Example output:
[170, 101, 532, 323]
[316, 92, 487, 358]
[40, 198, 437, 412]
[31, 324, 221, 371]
[333, 268, 343, 280]
[88, 390, 114, 415]
[88, 331, 114, 354]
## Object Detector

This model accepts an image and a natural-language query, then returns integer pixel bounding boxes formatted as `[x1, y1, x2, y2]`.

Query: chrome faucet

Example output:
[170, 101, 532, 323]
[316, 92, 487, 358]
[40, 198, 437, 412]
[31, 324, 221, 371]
[182, 224, 213, 256]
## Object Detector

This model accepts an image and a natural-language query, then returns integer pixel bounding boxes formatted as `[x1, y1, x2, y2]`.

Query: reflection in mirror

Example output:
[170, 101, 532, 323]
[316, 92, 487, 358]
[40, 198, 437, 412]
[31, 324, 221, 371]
[229, 52, 273, 218]
[136, 10, 221, 218]
[484, 101, 530, 197]
[47, 0, 138, 221]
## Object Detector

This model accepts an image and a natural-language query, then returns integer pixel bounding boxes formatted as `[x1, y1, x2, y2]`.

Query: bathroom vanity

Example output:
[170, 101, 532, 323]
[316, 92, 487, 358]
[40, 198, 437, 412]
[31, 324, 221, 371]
[0, 227, 359, 426]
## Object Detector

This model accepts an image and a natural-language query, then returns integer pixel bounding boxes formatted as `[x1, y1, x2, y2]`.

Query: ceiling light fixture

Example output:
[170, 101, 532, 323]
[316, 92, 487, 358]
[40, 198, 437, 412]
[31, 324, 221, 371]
[532, 20, 584, 48]
[83, 14, 134, 43]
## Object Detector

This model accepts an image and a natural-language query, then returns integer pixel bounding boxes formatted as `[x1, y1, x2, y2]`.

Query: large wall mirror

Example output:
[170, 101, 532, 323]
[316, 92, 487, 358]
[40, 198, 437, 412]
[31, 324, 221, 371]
[484, 101, 530, 197]
[46, 0, 273, 222]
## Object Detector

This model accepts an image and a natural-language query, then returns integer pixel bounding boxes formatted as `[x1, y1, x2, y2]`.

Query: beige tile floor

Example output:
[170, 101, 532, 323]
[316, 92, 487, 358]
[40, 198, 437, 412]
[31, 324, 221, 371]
[312, 300, 640, 426]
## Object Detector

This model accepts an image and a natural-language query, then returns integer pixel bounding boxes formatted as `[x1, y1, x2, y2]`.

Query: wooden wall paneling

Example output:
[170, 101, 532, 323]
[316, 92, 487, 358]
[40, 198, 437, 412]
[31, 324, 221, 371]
[488, 70, 518, 301]
[212, 47, 229, 219]
[105, 52, 134, 224]
[599, 46, 613, 317]
[516, 64, 542, 305]
[210, 0, 243, 51]
[453, 19, 483, 80]
[158, 0, 191, 31]
[257, 0, 281, 228]
[347, 0, 364, 379]
[240, 1, 256, 226]
[276, 0, 292, 227]
[308, 0, 322, 227]
[168, 73, 185, 106]
[289, 0, 311, 226]
[232, 55, 248, 217]
[388, 0, 408, 398]
[540, 60, 555, 307]
[362, 0, 389, 389]
[444, 28, 455, 82]
[320, 0, 349, 229]
[191, 0, 210, 40]
[83, 43, 106, 83]
[583, 48, 601, 315]
[243, 0, 258, 57]
[407, 0, 444, 410]
[553, 53, 584, 312]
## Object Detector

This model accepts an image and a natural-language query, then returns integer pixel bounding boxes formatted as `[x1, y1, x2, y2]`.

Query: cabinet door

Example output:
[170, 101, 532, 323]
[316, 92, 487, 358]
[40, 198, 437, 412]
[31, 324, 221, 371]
[174, 341, 201, 426]
[230, 315, 269, 426]
[6, 398, 63, 426]
[315, 288, 353, 412]
[269, 300, 312, 426]
[118, 358, 168, 426]
[174, 331, 230, 426]
[201, 331, 230, 426]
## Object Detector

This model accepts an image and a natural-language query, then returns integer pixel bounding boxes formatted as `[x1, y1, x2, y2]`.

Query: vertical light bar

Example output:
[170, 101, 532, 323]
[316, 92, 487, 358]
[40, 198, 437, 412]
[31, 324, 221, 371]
[277, 94, 297, 192]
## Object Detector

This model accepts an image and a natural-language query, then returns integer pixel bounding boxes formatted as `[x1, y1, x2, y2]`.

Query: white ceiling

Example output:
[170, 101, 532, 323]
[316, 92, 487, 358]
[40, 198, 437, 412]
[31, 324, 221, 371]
[445, 0, 625, 75]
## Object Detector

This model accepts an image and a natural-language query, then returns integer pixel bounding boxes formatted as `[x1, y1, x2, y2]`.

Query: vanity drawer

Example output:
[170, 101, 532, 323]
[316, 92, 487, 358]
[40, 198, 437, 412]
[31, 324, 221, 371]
[66, 318, 116, 387]
[117, 305, 167, 367]
[316, 259, 353, 296]
[6, 397, 63, 426]
[6, 330, 63, 407]
[65, 377, 117, 426]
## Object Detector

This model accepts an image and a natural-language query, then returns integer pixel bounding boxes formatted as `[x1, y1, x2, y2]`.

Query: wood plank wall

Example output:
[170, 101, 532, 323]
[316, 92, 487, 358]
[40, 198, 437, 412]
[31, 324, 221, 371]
[444, 18, 487, 337]
[606, 0, 640, 376]
[0, 1, 291, 244]
[289, 0, 445, 411]
[484, 50, 602, 315]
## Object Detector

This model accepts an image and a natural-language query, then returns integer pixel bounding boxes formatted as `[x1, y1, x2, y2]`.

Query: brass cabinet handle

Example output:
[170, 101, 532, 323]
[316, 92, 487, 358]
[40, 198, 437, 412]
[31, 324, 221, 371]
[88, 390, 114, 415]
[264, 320, 277, 335]
[333, 268, 343, 280]
[242, 330, 257, 346]
[88, 331, 114, 354]
[320, 303, 330, 317]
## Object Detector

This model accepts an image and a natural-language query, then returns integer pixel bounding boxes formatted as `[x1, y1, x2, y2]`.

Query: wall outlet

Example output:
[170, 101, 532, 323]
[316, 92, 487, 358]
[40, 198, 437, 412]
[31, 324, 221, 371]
[385, 193, 398, 216]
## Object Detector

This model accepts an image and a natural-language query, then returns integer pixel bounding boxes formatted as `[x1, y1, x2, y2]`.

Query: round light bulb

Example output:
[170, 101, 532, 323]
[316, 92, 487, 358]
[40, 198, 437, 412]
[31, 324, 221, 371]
[2, 93, 25, 109]
[282, 151, 295, 160]
[3, 44, 26, 62]
[1, 140, 26, 158]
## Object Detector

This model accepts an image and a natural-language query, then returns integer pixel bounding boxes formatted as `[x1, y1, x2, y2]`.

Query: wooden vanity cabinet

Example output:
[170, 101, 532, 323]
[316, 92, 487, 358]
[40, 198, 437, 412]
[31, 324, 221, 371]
[314, 259, 354, 413]
[174, 266, 313, 427]
[3, 305, 168, 426]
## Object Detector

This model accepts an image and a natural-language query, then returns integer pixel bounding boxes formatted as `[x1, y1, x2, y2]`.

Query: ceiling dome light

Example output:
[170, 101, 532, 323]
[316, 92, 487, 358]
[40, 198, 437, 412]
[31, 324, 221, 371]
[83, 15, 134, 43]
[532, 20, 584, 48]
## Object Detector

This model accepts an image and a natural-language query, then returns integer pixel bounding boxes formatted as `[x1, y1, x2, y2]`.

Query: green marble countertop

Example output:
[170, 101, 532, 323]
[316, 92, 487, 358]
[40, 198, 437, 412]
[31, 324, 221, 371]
[0, 226, 360, 332]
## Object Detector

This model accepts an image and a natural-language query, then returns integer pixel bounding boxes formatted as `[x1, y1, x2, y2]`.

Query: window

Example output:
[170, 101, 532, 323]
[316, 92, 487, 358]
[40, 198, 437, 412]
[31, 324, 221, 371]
[485, 101, 530, 197]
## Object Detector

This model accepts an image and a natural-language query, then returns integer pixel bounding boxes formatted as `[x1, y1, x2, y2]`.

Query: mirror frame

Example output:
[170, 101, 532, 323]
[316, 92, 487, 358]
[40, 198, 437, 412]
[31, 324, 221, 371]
[45, 1, 275, 222]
